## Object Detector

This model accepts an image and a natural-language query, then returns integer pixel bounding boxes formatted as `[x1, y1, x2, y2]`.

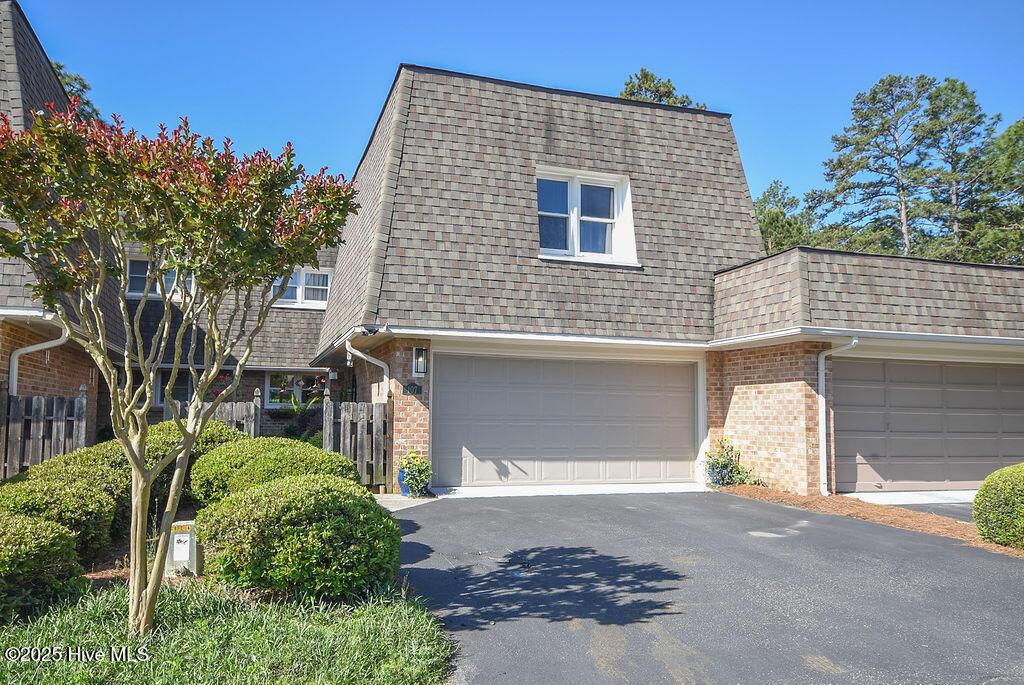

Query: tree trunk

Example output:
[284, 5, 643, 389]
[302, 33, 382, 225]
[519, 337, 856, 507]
[127, 469, 152, 635]
[950, 182, 961, 240]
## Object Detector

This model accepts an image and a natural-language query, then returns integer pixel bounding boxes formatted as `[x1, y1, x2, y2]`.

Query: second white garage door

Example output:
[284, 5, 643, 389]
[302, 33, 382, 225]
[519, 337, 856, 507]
[431, 354, 696, 488]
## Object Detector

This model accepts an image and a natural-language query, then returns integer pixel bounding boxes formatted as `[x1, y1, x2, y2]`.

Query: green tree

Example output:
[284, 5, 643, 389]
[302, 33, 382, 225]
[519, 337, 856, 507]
[620, 68, 706, 109]
[51, 61, 101, 120]
[0, 104, 357, 634]
[917, 78, 999, 245]
[754, 180, 814, 254]
[807, 75, 936, 256]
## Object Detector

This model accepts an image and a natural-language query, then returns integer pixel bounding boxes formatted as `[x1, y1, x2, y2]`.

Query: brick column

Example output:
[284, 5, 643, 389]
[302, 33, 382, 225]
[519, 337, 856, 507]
[706, 342, 828, 495]
[374, 338, 431, 491]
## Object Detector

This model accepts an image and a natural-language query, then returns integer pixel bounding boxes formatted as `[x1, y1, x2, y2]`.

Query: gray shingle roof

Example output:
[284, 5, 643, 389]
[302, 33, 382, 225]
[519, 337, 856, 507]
[714, 247, 1024, 339]
[318, 65, 765, 354]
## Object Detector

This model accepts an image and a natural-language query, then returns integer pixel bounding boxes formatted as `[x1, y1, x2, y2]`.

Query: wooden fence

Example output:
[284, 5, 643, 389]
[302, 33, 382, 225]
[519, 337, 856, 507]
[322, 390, 390, 490]
[163, 387, 261, 437]
[1, 384, 89, 480]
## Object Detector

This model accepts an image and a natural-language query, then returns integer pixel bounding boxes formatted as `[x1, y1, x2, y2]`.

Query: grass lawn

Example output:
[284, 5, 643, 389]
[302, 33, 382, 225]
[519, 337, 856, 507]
[0, 581, 452, 685]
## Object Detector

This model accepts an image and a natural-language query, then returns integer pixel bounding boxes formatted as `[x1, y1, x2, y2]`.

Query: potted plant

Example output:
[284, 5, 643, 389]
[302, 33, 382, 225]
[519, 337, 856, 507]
[397, 449, 432, 497]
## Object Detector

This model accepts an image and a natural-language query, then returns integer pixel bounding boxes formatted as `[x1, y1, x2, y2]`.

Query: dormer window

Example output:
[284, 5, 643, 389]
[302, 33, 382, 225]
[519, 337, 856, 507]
[536, 167, 639, 267]
[271, 268, 333, 309]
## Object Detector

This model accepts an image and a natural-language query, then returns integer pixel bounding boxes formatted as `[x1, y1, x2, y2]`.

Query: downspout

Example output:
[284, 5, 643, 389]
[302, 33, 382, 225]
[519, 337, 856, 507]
[9, 326, 70, 396]
[345, 329, 391, 401]
[817, 337, 859, 496]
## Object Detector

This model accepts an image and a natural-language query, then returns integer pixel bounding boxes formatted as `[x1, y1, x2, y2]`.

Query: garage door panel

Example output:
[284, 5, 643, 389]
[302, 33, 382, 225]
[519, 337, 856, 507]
[835, 435, 886, 459]
[947, 388, 999, 409]
[834, 409, 885, 432]
[888, 362, 943, 383]
[888, 386, 943, 408]
[433, 354, 695, 487]
[888, 411, 944, 433]
[889, 436, 946, 458]
[945, 365, 997, 385]
[833, 384, 885, 406]
[947, 412, 1001, 433]
[833, 358, 1022, 492]
[833, 359, 886, 382]
[1002, 391, 1024, 410]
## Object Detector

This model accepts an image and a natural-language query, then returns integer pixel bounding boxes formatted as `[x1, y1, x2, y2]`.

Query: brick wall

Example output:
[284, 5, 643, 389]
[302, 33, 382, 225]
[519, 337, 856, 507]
[376, 339, 430, 491]
[707, 342, 828, 495]
[0, 321, 98, 444]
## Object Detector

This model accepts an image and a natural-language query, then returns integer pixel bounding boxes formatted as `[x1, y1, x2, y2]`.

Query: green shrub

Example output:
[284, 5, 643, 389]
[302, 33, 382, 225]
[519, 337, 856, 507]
[22, 448, 131, 530]
[192, 437, 357, 505]
[145, 419, 248, 505]
[397, 449, 432, 496]
[0, 582, 452, 684]
[196, 475, 400, 598]
[0, 479, 114, 560]
[974, 463, 1024, 548]
[0, 513, 85, 622]
[705, 437, 765, 487]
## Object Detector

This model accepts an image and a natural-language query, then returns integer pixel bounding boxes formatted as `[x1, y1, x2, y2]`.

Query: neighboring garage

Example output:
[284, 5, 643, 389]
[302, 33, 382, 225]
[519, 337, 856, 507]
[833, 358, 1024, 492]
[431, 354, 696, 488]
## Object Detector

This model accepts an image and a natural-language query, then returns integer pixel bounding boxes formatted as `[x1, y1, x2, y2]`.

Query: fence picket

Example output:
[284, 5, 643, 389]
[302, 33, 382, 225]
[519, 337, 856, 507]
[5, 398, 23, 478]
[372, 403, 386, 486]
[73, 386, 88, 450]
[29, 396, 45, 466]
[51, 397, 66, 458]
[355, 403, 368, 483]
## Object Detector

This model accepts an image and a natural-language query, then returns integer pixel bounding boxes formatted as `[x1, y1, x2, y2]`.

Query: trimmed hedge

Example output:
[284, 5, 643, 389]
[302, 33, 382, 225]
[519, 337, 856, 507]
[191, 437, 358, 505]
[23, 450, 131, 529]
[145, 419, 248, 505]
[974, 463, 1024, 548]
[0, 479, 115, 560]
[0, 513, 85, 622]
[196, 475, 400, 598]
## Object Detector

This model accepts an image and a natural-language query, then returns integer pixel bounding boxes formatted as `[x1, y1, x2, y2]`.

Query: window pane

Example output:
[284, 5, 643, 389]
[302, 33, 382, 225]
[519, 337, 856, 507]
[581, 185, 613, 219]
[274, 273, 298, 300]
[163, 268, 193, 294]
[537, 179, 568, 214]
[304, 272, 329, 301]
[539, 216, 568, 250]
[580, 221, 609, 253]
[128, 260, 152, 293]
[269, 373, 296, 404]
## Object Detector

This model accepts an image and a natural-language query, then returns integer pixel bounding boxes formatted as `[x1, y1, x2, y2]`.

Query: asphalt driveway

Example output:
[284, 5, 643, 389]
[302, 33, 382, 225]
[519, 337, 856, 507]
[397, 492, 1024, 685]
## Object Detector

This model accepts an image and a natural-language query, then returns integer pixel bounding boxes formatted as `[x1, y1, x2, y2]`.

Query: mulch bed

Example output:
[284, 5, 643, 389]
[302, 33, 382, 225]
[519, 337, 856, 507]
[720, 485, 1024, 560]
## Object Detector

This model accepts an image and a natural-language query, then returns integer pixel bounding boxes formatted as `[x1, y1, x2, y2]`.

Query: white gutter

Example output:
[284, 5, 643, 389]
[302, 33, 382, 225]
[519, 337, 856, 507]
[381, 325, 708, 349]
[710, 325, 1024, 349]
[344, 327, 392, 401]
[817, 337, 858, 496]
[9, 325, 69, 395]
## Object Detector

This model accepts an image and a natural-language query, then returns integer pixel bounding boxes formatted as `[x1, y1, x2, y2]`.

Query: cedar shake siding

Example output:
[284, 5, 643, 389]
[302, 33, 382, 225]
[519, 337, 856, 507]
[318, 65, 764, 354]
[714, 247, 1024, 340]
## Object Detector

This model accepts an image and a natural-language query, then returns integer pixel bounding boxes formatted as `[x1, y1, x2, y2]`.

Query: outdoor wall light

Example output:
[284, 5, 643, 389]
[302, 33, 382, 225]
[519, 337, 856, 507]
[345, 351, 353, 367]
[412, 347, 428, 376]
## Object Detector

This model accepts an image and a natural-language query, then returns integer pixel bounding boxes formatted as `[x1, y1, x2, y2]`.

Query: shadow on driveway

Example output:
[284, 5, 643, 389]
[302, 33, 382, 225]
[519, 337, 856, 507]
[404, 545, 685, 632]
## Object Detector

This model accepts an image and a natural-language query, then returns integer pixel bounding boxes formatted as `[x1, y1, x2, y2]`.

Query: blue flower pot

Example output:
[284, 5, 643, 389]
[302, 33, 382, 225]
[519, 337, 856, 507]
[397, 468, 411, 497]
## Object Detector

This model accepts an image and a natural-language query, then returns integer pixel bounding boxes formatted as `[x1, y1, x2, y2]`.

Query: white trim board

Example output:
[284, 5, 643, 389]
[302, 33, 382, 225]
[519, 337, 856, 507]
[432, 482, 708, 499]
[844, 490, 976, 505]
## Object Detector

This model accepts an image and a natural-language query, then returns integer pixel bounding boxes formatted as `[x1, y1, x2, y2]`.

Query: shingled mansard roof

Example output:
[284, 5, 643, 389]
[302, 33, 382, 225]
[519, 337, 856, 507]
[317, 64, 766, 356]
[714, 247, 1024, 341]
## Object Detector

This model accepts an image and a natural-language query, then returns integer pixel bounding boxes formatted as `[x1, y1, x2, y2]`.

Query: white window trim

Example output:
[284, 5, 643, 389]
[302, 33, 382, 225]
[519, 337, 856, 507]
[271, 267, 334, 310]
[153, 369, 193, 407]
[126, 259, 195, 299]
[264, 371, 320, 407]
[536, 166, 640, 267]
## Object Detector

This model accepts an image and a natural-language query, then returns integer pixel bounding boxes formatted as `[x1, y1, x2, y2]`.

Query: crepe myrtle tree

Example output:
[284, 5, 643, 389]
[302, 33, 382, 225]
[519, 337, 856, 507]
[0, 99, 357, 634]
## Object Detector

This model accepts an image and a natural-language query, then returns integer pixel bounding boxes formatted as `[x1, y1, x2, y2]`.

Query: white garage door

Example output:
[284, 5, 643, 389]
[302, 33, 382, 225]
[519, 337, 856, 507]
[834, 359, 1024, 492]
[431, 354, 696, 488]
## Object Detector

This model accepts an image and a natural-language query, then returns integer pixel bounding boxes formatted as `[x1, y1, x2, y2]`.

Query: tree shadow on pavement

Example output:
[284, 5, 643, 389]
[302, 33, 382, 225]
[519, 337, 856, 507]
[404, 546, 685, 632]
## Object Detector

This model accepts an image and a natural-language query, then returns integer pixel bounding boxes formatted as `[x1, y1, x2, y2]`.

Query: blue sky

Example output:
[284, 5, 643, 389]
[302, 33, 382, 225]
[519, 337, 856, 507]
[21, 0, 1024, 202]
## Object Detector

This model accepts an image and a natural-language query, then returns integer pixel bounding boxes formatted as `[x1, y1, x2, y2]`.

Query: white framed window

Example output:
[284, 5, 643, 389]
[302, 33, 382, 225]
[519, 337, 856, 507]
[265, 372, 324, 407]
[536, 167, 639, 267]
[127, 259, 193, 297]
[272, 268, 333, 309]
